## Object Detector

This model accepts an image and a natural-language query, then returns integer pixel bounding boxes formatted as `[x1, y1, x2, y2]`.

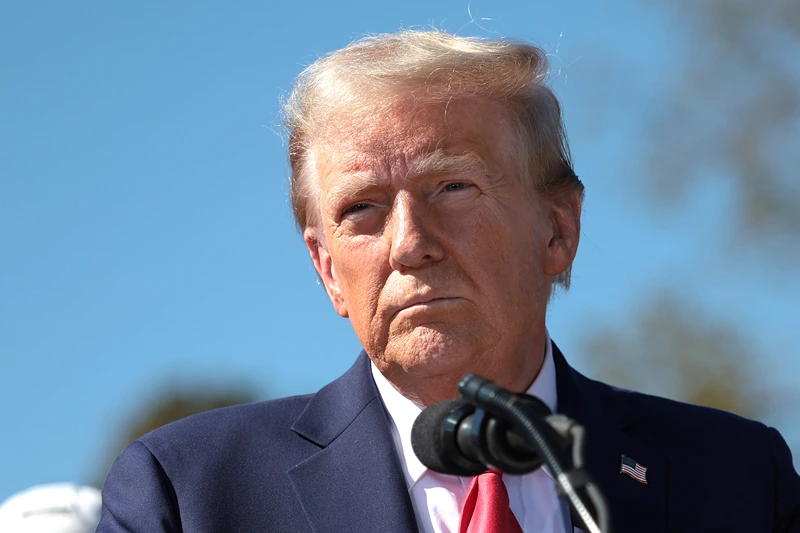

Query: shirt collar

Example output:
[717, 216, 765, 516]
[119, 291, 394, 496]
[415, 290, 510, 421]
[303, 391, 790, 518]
[371, 330, 558, 488]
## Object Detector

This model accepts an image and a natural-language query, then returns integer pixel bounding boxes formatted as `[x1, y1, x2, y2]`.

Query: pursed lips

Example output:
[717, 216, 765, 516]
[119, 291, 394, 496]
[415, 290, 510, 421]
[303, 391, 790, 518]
[391, 294, 459, 318]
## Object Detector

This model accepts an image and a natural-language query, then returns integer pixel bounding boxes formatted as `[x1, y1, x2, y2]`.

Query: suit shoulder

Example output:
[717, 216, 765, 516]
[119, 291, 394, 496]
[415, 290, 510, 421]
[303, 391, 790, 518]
[595, 380, 800, 525]
[600, 381, 775, 448]
[103, 393, 324, 529]
[138, 393, 314, 454]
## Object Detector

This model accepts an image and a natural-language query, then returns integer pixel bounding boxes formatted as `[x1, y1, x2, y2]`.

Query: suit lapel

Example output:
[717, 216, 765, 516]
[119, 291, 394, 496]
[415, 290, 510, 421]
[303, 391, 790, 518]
[553, 344, 668, 533]
[288, 352, 418, 533]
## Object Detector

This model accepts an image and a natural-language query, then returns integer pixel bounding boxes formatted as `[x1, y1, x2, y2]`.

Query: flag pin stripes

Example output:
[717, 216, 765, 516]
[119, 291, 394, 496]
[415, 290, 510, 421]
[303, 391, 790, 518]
[620, 454, 648, 484]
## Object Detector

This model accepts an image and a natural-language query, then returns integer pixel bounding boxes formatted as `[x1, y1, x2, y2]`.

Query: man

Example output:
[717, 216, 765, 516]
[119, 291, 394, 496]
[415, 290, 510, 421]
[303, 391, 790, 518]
[97, 30, 800, 532]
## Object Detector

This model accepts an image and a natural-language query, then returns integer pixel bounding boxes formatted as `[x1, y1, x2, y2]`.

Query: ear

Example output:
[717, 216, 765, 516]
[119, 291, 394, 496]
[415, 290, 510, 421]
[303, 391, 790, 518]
[304, 227, 348, 317]
[543, 192, 582, 278]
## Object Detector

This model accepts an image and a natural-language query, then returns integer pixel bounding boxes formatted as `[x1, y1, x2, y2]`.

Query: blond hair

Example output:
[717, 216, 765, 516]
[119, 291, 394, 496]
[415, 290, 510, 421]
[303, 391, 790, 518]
[283, 29, 583, 289]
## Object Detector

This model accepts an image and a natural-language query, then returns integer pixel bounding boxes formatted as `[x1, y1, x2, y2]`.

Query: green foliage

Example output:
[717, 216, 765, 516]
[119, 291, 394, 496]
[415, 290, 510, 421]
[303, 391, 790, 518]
[645, 0, 800, 247]
[581, 0, 800, 460]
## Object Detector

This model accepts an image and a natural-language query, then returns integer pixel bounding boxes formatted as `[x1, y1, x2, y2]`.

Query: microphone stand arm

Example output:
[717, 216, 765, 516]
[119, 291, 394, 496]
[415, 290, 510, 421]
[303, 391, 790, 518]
[459, 374, 611, 533]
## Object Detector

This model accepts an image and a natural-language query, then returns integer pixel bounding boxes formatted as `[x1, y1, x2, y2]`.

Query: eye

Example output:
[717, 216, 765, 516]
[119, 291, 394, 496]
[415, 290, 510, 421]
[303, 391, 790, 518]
[443, 182, 467, 192]
[343, 203, 370, 215]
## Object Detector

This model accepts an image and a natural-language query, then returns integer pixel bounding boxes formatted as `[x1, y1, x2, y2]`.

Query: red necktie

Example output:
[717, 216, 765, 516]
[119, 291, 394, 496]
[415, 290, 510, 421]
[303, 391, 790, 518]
[459, 469, 524, 533]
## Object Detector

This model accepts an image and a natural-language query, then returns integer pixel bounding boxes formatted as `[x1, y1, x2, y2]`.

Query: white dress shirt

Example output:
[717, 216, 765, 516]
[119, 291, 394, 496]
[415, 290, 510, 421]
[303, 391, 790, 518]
[372, 331, 579, 533]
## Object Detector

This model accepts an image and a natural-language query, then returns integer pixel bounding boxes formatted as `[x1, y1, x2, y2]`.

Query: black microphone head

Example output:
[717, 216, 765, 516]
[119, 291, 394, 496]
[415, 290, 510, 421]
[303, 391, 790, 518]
[411, 398, 486, 476]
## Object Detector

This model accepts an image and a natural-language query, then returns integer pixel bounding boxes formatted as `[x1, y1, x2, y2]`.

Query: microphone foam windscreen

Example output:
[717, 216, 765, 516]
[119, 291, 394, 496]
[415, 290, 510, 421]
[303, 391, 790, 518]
[411, 398, 474, 475]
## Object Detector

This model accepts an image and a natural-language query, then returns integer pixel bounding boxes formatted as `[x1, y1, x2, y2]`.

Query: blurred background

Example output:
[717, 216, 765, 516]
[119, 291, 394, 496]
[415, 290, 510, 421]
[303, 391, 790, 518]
[1, 0, 798, 500]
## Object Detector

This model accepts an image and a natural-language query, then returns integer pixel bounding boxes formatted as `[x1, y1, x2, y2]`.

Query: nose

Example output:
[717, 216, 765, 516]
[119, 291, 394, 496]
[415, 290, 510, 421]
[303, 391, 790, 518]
[387, 193, 444, 271]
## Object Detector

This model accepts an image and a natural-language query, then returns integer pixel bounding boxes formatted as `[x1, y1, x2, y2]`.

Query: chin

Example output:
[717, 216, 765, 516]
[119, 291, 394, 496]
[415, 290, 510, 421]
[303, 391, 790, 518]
[384, 323, 484, 378]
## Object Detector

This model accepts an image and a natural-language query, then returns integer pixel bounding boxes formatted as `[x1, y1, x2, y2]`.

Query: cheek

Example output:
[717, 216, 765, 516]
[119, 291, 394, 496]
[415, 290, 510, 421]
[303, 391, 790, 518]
[331, 237, 389, 318]
[451, 201, 524, 260]
[457, 202, 545, 301]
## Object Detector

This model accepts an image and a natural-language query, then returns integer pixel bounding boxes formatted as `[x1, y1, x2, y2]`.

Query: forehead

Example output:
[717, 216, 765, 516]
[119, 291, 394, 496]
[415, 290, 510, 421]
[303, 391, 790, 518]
[313, 98, 516, 182]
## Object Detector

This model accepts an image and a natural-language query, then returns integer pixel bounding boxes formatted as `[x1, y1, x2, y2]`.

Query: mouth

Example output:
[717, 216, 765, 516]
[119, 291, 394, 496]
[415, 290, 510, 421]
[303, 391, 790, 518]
[393, 295, 460, 318]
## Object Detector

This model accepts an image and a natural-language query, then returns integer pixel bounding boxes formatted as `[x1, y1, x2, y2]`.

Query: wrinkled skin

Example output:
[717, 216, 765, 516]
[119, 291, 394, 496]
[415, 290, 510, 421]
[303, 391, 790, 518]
[305, 98, 580, 405]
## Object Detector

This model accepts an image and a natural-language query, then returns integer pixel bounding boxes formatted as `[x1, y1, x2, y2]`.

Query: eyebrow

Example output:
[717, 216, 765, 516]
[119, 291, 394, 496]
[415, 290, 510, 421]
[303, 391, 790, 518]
[325, 172, 384, 211]
[405, 150, 490, 178]
[324, 149, 494, 210]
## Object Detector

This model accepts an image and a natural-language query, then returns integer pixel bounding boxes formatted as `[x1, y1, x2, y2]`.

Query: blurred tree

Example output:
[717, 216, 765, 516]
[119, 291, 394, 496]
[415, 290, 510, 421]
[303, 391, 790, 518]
[645, 0, 800, 249]
[578, 0, 799, 458]
[90, 385, 258, 488]
[581, 291, 782, 419]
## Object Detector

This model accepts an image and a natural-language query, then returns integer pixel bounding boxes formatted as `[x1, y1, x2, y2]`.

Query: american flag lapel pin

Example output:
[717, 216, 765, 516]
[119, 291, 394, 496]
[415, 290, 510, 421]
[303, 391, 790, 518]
[620, 454, 648, 484]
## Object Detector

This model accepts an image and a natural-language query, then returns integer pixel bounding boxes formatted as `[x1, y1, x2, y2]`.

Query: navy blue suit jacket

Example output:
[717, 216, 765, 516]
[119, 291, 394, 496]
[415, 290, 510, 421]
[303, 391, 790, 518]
[98, 346, 800, 532]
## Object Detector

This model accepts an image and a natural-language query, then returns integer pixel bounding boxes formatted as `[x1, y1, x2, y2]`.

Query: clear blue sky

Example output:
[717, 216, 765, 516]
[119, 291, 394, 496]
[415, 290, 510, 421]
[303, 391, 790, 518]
[1, 0, 797, 501]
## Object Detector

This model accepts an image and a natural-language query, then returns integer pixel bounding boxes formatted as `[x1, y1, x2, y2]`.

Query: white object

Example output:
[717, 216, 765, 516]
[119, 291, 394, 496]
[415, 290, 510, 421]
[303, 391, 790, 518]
[0, 483, 101, 533]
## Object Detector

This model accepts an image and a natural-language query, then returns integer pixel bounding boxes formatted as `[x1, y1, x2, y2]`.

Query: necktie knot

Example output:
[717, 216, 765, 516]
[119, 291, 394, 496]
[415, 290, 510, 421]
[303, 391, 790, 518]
[459, 469, 523, 533]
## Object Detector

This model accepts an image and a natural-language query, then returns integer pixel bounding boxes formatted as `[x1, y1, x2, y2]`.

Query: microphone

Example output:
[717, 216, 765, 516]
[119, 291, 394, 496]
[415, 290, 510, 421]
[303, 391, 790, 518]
[411, 375, 610, 533]
[410, 393, 559, 476]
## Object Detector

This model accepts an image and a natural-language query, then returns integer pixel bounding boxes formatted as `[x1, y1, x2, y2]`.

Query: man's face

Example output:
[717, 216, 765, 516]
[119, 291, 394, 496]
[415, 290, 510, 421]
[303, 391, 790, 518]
[305, 98, 573, 397]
